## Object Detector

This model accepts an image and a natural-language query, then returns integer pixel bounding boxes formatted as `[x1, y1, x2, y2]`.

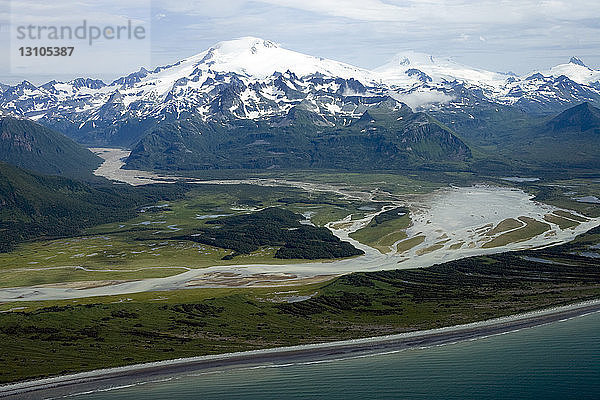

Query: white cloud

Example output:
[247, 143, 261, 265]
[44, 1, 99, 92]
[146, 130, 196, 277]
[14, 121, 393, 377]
[391, 89, 455, 110]
[155, 0, 246, 17]
[246, 0, 600, 25]
[2, 0, 600, 83]
[5, 0, 152, 80]
[256, 0, 415, 22]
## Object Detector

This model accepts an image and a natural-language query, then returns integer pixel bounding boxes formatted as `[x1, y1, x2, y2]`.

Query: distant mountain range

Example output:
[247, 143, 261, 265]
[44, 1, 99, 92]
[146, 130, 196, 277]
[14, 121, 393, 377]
[1, 37, 599, 172]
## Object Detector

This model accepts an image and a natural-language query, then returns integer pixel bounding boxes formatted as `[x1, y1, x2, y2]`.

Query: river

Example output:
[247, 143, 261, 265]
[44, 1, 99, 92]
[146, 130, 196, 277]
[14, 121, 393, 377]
[0, 148, 598, 302]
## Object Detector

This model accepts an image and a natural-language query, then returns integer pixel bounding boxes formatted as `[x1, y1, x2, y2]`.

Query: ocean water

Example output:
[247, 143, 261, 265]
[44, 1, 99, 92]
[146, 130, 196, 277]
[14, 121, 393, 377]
[74, 312, 600, 400]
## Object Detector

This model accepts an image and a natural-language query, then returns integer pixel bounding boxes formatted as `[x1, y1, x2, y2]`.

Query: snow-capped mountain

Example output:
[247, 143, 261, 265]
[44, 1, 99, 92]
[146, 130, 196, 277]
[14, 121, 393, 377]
[376, 51, 600, 113]
[0, 37, 599, 147]
[375, 51, 509, 90]
[539, 57, 600, 86]
[187, 37, 375, 81]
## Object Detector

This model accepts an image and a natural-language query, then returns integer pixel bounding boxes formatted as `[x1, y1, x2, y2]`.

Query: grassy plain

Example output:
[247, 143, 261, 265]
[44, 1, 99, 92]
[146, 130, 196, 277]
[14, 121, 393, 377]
[543, 214, 580, 229]
[485, 218, 523, 236]
[0, 183, 380, 288]
[395, 236, 426, 254]
[482, 216, 551, 248]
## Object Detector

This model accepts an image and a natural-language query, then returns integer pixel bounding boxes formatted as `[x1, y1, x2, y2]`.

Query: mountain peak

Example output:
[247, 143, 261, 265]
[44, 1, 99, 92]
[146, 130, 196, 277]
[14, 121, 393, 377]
[542, 57, 599, 85]
[181, 36, 372, 81]
[569, 57, 587, 67]
[380, 51, 441, 68]
[212, 37, 279, 53]
[375, 51, 507, 88]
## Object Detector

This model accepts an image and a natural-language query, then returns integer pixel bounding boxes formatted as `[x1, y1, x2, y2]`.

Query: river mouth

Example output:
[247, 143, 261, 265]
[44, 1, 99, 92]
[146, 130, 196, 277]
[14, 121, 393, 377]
[0, 149, 597, 302]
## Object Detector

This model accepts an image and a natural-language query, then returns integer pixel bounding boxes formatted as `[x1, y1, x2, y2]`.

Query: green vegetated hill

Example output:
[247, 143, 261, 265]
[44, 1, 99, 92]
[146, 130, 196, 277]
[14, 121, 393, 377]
[432, 102, 600, 173]
[121, 100, 600, 175]
[0, 116, 102, 178]
[0, 161, 190, 252]
[503, 102, 600, 169]
[547, 102, 600, 133]
[124, 100, 472, 172]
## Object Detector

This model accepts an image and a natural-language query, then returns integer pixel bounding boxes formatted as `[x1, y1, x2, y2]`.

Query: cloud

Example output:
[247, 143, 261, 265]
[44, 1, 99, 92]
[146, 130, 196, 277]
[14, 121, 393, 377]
[156, 0, 600, 73]
[8, 0, 151, 25]
[390, 89, 455, 110]
[2, 0, 600, 84]
[241, 0, 600, 26]
[155, 0, 414, 21]
[2, 0, 152, 82]
[256, 0, 415, 22]
[154, 0, 246, 17]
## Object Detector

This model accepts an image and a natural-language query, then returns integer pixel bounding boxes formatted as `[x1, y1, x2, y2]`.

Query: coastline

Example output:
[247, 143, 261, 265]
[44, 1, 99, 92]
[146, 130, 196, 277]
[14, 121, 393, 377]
[2, 299, 599, 399]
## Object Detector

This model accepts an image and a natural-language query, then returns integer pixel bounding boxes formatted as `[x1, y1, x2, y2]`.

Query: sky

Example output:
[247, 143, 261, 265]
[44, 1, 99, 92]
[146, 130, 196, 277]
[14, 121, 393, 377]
[1, 0, 599, 84]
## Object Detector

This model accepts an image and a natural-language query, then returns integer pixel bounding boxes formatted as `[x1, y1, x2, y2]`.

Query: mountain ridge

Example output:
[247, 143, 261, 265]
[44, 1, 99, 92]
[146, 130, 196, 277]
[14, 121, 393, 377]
[0, 115, 102, 178]
[124, 97, 472, 172]
[1, 37, 599, 149]
[0, 37, 599, 173]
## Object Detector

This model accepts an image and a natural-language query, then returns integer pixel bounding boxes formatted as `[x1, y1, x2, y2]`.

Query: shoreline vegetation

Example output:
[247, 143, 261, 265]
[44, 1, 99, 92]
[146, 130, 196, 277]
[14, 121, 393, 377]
[2, 299, 599, 399]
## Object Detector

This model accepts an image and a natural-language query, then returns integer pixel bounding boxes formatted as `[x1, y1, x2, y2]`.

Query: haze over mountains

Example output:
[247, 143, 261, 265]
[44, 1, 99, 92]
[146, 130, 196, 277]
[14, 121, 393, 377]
[0, 37, 599, 173]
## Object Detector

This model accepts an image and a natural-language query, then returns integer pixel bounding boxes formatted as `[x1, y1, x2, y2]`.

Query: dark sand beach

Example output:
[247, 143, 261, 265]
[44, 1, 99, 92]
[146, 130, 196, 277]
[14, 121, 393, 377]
[2, 300, 599, 399]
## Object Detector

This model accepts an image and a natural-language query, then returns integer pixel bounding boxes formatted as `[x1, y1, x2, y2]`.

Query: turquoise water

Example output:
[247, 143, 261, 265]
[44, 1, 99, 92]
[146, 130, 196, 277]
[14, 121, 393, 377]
[75, 312, 600, 400]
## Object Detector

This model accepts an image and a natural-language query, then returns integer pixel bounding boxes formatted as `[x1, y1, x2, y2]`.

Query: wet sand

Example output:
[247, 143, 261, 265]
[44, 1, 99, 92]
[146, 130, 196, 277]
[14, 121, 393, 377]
[2, 300, 599, 399]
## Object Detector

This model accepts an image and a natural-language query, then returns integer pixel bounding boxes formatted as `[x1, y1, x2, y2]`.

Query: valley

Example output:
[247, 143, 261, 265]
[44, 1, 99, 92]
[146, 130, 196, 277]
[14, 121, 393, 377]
[0, 148, 597, 302]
